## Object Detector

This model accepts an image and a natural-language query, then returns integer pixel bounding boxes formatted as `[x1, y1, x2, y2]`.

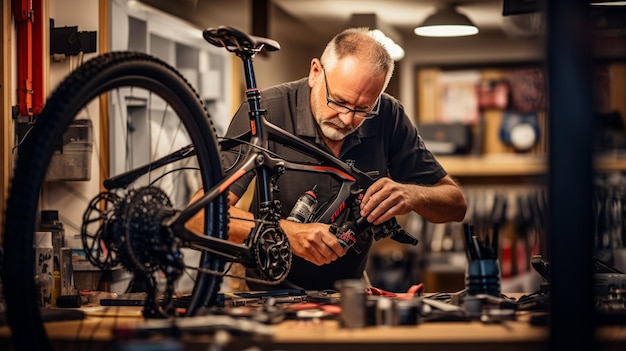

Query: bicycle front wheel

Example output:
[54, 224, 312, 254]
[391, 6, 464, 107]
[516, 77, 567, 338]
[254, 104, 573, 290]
[2, 52, 228, 350]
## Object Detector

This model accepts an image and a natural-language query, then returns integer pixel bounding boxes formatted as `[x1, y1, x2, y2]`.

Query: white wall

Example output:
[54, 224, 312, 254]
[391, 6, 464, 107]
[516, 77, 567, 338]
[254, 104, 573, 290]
[253, 16, 328, 90]
[49, 0, 101, 91]
[44, 0, 101, 234]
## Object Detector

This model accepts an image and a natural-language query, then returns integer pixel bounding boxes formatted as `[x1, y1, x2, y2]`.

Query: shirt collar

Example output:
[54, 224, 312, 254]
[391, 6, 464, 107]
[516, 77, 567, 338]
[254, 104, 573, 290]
[294, 78, 318, 138]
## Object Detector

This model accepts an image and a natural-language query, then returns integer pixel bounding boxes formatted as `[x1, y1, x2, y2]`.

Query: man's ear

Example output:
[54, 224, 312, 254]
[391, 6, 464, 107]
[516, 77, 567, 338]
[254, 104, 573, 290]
[308, 58, 322, 87]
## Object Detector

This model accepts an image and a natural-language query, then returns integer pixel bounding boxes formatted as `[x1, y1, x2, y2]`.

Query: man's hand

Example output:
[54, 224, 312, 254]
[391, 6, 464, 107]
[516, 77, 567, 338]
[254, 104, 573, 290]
[360, 177, 414, 225]
[360, 175, 467, 224]
[280, 220, 347, 265]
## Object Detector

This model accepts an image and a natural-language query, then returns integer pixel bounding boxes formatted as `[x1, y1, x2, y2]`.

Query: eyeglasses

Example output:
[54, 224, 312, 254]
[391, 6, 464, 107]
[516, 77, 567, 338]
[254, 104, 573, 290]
[322, 67, 380, 120]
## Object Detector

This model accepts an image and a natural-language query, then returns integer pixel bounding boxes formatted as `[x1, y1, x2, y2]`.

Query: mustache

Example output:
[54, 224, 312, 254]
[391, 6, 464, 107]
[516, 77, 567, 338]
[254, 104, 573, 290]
[323, 117, 349, 130]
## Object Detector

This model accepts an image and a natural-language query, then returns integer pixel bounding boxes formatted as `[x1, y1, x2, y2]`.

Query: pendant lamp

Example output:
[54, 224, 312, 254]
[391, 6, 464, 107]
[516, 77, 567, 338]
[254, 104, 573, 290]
[415, 4, 479, 37]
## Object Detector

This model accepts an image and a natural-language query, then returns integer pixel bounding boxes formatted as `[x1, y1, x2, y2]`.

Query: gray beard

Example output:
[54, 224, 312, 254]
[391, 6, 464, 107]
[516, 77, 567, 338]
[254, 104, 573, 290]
[317, 117, 358, 141]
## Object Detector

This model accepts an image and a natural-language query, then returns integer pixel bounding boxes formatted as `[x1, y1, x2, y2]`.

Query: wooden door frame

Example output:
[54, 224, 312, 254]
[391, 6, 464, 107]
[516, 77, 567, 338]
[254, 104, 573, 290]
[1, 0, 13, 235]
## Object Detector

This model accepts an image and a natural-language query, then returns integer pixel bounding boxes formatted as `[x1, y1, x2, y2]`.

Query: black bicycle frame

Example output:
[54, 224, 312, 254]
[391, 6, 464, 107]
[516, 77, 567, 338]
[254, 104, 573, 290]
[104, 41, 376, 268]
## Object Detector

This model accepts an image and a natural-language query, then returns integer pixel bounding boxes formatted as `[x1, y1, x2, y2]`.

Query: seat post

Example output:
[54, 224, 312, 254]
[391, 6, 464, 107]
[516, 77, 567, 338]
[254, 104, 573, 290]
[240, 53, 264, 141]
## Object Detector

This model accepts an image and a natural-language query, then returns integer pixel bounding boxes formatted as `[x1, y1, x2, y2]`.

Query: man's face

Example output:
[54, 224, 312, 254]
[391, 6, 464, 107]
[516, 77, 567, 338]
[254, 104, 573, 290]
[309, 58, 385, 141]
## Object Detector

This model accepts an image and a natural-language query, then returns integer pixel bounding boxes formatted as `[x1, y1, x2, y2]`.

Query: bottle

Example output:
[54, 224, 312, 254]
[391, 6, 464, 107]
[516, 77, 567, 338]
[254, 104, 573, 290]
[286, 185, 318, 223]
[332, 216, 370, 251]
[52, 271, 61, 308]
[39, 210, 65, 274]
[33, 231, 54, 308]
[60, 247, 76, 295]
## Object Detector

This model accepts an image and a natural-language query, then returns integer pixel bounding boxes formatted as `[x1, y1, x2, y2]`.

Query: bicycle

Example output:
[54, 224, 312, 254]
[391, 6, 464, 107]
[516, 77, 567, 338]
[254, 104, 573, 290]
[2, 25, 416, 351]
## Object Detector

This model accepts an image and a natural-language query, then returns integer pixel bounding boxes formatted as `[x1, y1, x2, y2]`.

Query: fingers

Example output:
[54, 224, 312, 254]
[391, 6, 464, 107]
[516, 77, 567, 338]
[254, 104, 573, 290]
[308, 234, 346, 265]
[362, 195, 397, 224]
[360, 178, 390, 223]
[311, 246, 339, 265]
[360, 178, 408, 224]
[287, 223, 346, 266]
[301, 243, 338, 266]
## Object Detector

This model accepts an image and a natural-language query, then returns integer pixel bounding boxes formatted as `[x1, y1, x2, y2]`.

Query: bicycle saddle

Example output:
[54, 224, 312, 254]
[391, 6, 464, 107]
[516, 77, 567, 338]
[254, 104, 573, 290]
[203, 26, 280, 52]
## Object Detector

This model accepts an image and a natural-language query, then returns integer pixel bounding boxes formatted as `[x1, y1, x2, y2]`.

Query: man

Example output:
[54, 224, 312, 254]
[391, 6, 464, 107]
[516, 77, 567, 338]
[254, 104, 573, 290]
[197, 28, 467, 290]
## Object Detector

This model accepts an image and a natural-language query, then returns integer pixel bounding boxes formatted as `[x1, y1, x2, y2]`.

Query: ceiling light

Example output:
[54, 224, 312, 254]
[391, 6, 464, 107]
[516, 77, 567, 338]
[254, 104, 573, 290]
[348, 13, 405, 61]
[414, 5, 479, 37]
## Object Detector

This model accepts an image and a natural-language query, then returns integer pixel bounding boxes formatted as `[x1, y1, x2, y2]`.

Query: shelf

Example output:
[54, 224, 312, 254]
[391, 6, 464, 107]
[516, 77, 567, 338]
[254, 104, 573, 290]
[436, 154, 546, 177]
[437, 153, 626, 177]
[594, 154, 626, 173]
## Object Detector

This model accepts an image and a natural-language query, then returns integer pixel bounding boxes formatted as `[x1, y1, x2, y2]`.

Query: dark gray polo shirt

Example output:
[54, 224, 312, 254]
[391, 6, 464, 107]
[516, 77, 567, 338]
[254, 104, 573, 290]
[223, 77, 446, 290]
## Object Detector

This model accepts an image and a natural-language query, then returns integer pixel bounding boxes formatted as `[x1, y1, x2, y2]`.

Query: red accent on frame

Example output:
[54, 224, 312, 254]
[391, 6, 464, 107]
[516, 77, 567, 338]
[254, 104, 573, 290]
[310, 165, 356, 181]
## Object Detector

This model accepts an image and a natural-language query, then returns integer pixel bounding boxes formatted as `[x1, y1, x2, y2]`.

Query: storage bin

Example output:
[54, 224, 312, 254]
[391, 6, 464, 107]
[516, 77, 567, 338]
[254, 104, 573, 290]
[46, 119, 93, 181]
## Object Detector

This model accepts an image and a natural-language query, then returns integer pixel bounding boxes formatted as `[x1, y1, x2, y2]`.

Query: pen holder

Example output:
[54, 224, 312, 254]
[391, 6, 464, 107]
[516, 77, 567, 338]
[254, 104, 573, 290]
[465, 259, 501, 296]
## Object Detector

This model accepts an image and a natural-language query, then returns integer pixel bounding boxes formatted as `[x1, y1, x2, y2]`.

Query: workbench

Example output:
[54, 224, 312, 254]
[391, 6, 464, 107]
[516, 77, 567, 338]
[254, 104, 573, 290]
[1, 303, 625, 351]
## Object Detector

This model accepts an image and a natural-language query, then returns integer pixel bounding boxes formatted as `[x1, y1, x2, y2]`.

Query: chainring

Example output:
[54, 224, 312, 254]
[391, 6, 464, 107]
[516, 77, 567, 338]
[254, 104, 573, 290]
[250, 224, 292, 283]
[81, 191, 122, 270]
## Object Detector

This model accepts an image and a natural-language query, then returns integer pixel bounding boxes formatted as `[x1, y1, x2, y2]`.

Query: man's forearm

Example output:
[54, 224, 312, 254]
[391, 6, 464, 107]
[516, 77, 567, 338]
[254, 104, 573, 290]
[227, 206, 256, 244]
[409, 176, 467, 223]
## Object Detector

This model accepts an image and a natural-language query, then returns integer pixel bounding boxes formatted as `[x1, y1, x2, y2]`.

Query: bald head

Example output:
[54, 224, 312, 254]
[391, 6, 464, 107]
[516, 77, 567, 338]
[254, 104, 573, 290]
[320, 28, 395, 93]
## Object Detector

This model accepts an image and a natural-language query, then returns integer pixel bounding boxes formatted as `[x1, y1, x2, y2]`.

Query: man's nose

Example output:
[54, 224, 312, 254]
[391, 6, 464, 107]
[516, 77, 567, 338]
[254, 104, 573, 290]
[337, 110, 355, 125]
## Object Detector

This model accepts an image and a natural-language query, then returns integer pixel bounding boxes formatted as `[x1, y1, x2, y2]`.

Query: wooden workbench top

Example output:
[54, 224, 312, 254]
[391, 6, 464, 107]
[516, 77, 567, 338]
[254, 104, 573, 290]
[1, 303, 625, 351]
